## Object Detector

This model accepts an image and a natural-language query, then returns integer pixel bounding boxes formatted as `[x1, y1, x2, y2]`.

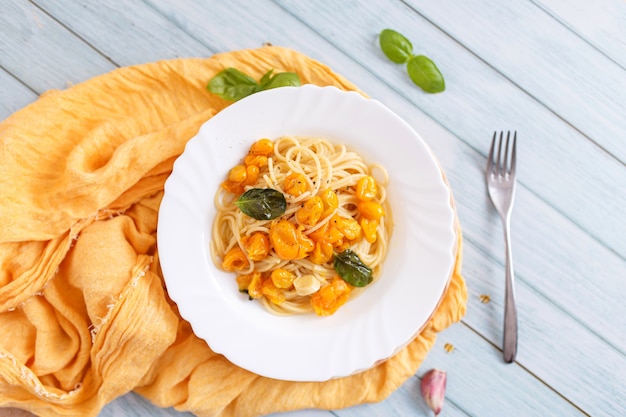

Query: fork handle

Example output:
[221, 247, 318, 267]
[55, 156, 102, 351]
[502, 217, 518, 363]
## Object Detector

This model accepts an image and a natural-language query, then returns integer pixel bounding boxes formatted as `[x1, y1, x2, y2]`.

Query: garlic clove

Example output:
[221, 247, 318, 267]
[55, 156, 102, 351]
[293, 274, 321, 296]
[420, 368, 447, 416]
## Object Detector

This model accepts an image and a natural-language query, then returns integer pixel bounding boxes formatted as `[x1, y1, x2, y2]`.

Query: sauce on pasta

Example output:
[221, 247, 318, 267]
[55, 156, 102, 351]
[210, 136, 392, 316]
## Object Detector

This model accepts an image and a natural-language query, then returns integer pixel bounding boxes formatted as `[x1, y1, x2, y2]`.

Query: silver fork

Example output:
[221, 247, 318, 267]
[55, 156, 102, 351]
[486, 131, 518, 363]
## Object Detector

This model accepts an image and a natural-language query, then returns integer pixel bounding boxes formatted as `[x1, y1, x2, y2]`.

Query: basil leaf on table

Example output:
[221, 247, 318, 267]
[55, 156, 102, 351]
[207, 68, 259, 101]
[379, 28, 414, 64]
[207, 68, 301, 101]
[334, 249, 373, 287]
[407, 55, 446, 93]
[259, 71, 302, 90]
[378, 28, 445, 94]
[235, 188, 287, 220]
[258, 68, 274, 87]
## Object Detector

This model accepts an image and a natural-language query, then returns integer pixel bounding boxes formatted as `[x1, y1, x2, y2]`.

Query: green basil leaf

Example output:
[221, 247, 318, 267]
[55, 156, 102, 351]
[406, 55, 445, 93]
[235, 188, 287, 220]
[259, 71, 302, 91]
[334, 249, 373, 287]
[258, 69, 274, 87]
[379, 28, 414, 64]
[207, 68, 259, 101]
[207, 68, 301, 102]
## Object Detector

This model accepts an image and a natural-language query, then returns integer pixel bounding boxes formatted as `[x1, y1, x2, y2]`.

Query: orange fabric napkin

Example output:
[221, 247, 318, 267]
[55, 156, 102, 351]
[0, 46, 467, 417]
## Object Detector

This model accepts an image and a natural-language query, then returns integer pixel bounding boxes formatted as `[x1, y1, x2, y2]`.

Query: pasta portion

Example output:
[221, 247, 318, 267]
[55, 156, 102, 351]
[211, 136, 392, 316]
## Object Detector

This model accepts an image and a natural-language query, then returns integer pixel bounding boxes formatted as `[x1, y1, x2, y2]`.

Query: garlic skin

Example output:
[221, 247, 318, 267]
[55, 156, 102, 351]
[420, 368, 447, 416]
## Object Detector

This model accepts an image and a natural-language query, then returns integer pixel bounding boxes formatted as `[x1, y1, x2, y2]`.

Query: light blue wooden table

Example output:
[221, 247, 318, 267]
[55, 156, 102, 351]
[1, 1, 625, 416]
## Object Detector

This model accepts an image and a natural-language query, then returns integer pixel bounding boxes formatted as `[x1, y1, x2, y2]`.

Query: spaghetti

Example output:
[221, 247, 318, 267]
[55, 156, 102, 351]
[210, 136, 392, 316]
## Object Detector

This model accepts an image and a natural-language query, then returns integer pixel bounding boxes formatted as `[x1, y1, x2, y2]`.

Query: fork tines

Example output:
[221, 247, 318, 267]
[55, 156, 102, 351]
[488, 131, 517, 177]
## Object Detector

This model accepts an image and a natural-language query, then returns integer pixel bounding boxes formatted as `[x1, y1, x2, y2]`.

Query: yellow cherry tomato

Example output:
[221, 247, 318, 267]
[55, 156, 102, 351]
[331, 215, 362, 240]
[333, 237, 352, 252]
[360, 218, 378, 243]
[270, 220, 299, 259]
[247, 271, 264, 299]
[221, 180, 244, 196]
[358, 201, 385, 221]
[319, 188, 338, 217]
[228, 164, 248, 183]
[311, 277, 351, 316]
[243, 164, 259, 186]
[249, 138, 274, 156]
[308, 221, 343, 245]
[269, 220, 313, 260]
[295, 226, 314, 258]
[270, 268, 296, 289]
[356, 175, 377, 201]
[241, 232, 270, 261]
[261, 279, 285, 305]
[244, 154, 268, 167]
[296, 196, 324, 226]
[222, 246, 249, 271]
[309, 240, 334, 264]
[283, 173, 308, 197]
[236, 273, 253, 292]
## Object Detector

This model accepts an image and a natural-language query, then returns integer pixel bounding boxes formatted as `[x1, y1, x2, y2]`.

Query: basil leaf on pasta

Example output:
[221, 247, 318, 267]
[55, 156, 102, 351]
[235, 188, 287, 220]
[334, 250, 373, 287]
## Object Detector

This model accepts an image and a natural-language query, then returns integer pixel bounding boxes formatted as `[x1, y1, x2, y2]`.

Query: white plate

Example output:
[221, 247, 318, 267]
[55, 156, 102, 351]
[157, 85, 456, 382]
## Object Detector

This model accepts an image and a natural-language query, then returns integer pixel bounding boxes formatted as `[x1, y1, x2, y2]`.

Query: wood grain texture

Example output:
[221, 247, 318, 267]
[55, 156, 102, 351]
[462, 240, 626, 415]
[0, 69, 38, 121]
[0, 0, 624, 416]
[32, 0, 212, 65]
[532, 0, 626, 68]
[406, 0, 626, 162]
[0, 0, 116, 92]
[375, 104, 626, 416]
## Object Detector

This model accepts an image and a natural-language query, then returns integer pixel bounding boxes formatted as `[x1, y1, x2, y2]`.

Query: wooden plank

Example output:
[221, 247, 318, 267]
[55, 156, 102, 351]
[102, 396, 337, 417]
[32, 0, 211, 66]
[0, 69, 38, 121]
[141, 0, 378, 68]
[100, 392, 194, 417]
[461, 240, 626, 416]
[271, 0, 626, 262]
[405, 0, 626, 163]
[380, 101, 626, 415]
[385, 98, 626, 352]
[532, 0, 626, 68]
[336, 379, 470, 417]
[0, 0, 116, 93]
[143, 0, 276, 53]
[326, 41, 626, 355]
[338, 321, 588, 417]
